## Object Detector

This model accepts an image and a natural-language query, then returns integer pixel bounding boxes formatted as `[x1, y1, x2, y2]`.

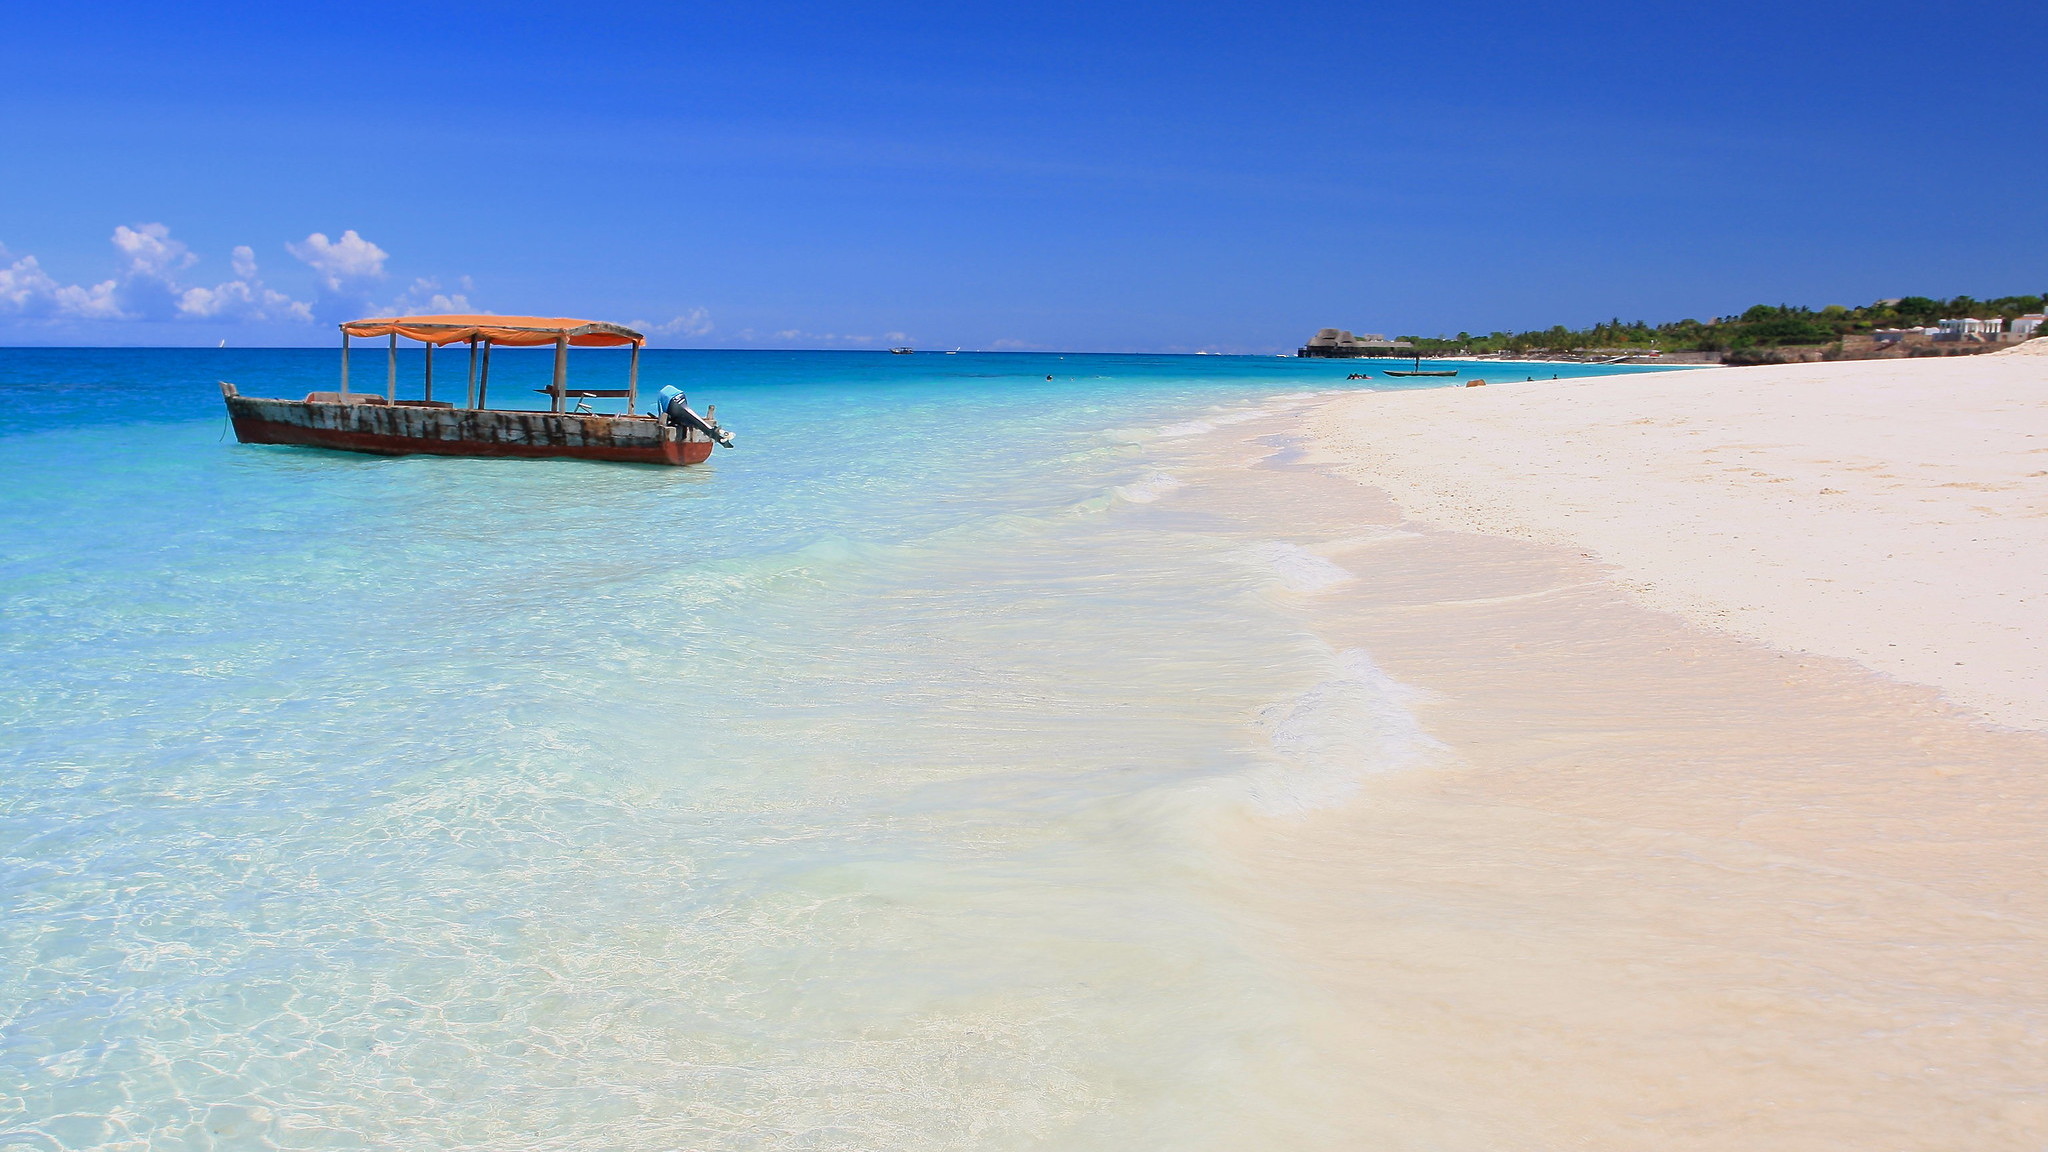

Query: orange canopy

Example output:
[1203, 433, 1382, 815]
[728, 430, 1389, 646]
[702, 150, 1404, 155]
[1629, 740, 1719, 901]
[341, 315, 644, 347]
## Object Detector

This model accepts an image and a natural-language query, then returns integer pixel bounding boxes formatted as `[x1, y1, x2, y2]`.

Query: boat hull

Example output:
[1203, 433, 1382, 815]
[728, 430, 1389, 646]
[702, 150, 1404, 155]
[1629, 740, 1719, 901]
[221, 385, 714, 466]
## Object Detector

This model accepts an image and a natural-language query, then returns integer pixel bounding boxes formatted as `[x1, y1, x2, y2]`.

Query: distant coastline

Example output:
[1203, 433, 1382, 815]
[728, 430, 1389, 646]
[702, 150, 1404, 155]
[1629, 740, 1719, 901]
[1301, 290, 2046, 364]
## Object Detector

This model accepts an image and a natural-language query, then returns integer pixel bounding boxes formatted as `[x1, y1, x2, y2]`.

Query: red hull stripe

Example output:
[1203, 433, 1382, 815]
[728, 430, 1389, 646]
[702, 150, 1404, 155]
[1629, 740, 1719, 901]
[231, 416, 714, 466]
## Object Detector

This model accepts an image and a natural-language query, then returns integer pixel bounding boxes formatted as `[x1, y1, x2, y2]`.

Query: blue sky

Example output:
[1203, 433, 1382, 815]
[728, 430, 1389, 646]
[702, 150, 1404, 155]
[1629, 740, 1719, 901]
[1, 0, 2041, 351]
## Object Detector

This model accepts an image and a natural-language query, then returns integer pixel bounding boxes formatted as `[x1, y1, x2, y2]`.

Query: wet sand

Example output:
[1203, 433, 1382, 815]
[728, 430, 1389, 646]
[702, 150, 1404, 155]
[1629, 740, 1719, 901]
[1153, 368, 2048, 1148]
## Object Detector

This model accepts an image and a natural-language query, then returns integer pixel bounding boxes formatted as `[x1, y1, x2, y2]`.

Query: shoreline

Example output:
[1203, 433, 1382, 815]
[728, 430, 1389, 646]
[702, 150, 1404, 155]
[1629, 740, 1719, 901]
[1146, 355, 2048, 1147]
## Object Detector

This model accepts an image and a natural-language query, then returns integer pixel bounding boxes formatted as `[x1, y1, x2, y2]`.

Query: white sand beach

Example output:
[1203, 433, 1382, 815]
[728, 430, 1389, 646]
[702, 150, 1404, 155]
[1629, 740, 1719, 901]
[1157, 352, 2048, 1149]
[1310, 353, 2048, 729]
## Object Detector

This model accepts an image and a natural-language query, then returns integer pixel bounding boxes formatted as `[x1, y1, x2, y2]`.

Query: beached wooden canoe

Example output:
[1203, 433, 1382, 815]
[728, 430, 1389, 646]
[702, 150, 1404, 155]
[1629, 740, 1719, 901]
[221, 314, 733, 466]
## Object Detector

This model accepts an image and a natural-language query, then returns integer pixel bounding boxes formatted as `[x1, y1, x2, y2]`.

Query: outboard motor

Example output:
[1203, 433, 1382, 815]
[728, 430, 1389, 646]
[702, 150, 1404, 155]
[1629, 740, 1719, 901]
[655, 385, 735, 449]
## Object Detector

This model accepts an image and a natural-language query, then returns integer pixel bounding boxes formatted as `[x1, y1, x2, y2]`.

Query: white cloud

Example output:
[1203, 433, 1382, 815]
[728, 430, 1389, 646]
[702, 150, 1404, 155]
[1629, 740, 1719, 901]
[112, 223, 196, 278]
[177, 280, 313, 323]
[0, 224, 461, 332]
[104, 223, 202, 319]
[380, 276, 475, 316]
[287, 229, 388, 292]
[0, 248, 66, 316]
[723, 326, 910, 347]
[286, 230, 431, 324]
[178, 243, 313, 323]
[0, 242, 136, 322]
[0, 234, 132, 320]
[0, 224, 307, 322]
[637, 308, 714, 338]
[53, 280, 125, 319]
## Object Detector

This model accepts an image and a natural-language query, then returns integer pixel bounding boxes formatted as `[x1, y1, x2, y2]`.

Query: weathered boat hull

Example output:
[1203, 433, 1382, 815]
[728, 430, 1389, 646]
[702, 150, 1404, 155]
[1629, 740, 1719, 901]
[221, 384, 714, 466]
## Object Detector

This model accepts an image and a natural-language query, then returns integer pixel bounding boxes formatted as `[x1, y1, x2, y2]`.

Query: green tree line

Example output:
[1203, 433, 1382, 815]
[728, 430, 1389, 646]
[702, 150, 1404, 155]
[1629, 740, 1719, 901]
[1397, 293, 2046, 354]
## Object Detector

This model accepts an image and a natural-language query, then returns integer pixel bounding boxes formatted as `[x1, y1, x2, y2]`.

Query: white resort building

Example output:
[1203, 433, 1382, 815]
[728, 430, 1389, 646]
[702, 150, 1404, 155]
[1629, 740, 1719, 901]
[1937, 317, 2005, 338]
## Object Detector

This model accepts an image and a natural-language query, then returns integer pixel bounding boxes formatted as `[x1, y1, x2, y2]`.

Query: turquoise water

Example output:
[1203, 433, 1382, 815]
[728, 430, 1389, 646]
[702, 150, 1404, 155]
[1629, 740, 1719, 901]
[0, 349, 1672, 1150]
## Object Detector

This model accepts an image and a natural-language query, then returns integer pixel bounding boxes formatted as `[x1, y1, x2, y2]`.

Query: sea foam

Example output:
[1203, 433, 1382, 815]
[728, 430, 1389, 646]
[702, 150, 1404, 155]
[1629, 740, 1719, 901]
[1246, 648, 1446, 816]
[1251, 541, 1355, 591]
[1114, 471, 1185, 503]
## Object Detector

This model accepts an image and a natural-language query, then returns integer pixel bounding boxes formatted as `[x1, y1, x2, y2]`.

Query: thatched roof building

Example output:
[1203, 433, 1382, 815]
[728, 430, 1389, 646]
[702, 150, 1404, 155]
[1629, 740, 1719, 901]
[1298, 328, 1413, 357]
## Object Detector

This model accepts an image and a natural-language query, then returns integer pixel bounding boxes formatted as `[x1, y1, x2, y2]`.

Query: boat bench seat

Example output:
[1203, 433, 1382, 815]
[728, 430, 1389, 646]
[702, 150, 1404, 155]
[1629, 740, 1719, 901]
[304, 392, 389, 405]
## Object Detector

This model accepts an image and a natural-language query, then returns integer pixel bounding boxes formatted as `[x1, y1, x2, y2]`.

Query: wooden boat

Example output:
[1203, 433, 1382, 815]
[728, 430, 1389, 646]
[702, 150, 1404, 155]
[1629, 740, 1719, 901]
[221, 315, 734, 466]
[1382, 355, 1459, 378]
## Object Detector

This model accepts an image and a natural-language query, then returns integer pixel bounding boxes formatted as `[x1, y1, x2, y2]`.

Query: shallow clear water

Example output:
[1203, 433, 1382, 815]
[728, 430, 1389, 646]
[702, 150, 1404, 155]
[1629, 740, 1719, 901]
[0, 349, 1671, 1150]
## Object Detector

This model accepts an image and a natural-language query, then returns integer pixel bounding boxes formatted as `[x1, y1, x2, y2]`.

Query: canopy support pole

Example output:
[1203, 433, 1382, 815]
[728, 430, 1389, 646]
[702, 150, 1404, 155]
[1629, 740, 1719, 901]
[628, 343, 640, 414]
[551, 335, 568, 413]
[478, 341, 493, 409]
[339, 330, 351, 399]
[466, 338, 478, 409]
[423, 341, 434, 403]
[386, 333, 397, 402]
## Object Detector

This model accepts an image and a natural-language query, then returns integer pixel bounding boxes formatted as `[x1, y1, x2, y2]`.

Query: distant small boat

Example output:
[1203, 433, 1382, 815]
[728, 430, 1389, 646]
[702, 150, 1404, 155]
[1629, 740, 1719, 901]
[890, 347, 915, 354]
[1382, 354, 1458, 378]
